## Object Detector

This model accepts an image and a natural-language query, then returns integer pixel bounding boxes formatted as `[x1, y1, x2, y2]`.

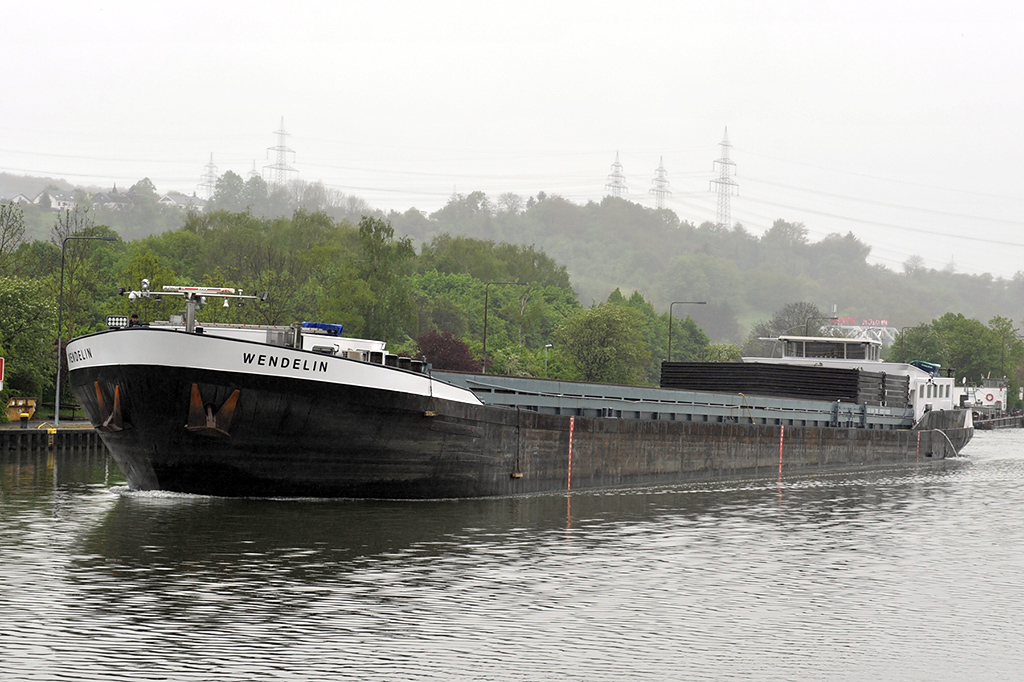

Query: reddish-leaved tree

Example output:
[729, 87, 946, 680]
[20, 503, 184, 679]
[417, 331, 478, 372]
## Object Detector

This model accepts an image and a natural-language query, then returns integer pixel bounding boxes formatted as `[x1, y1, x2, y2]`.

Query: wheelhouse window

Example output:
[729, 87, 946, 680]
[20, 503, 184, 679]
[780, 336, 881, 361]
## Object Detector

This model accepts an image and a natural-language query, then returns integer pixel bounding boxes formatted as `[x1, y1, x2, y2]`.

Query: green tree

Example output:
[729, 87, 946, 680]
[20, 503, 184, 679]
[51, 206, 104, 340]
[668, 316, 710, 362]
[492, 242, 572, 290]
[488, 345, 532, 377]
[607, 288, 691, 382]
[0, 202, 26, 274]
[419, 234, 505, 282]
[421, 296, 469, 337]
[743, 301, 826, 356]
[207, 171, 246, 213]
[352, 216, 416, 341]
[889, 325, 944, 364]
[987, 316, 1024, 379]
[497, 192, 524, 214]
[129, 177, 158, 200]
[430, 191, 493, 228]
[135, 228, 206, 282]
[243, 175, 270, 214]
[11, 239, 58, 280]
[931, 313, 996, 383]
[555, 304, 649, 384]
[761, 219, 809, 247]
[115, 248, 179, 323]
[0, 277, 56, 406]
[703, 343, 743, 362]
[889, 313, 1016, 387]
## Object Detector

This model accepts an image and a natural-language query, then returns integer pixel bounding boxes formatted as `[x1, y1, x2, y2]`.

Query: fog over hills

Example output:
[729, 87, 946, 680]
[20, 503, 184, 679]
[3, 2, 1023, 281]
[5, 167, 1023, 344]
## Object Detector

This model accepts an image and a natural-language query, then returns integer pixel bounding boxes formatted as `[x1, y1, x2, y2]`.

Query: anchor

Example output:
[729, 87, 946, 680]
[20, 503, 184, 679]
[94, 381, 125, 432]
[186, 384, 240, 437]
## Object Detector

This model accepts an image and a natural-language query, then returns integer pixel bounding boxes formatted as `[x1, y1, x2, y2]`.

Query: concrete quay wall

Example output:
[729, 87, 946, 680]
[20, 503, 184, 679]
[0, 425, 107, 455]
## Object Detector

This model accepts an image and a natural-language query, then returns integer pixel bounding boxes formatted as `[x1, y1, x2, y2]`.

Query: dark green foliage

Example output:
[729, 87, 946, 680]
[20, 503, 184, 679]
[0, 277, 56, 403]
[351, 216, 417, 341]
[667, 317, 711, 363]
[11, 239, 58, 280]
[207, 171, 247, 213]
[32, 172, 1024, 349]
[888, 325, 945, 367]
[401, 191, 1024, 347]
[418, 234, 572, 291]
[17, 191, 1024, 407]
[889, 313, 1024, 391]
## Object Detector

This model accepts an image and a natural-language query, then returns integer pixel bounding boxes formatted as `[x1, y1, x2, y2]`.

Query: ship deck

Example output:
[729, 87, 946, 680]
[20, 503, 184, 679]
[432, 372, 915, 431]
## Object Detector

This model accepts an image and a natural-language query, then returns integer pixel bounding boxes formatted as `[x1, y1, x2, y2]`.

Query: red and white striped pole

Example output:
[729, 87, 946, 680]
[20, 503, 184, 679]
[778, 425, 785, 477]
[567, 416, 575, 490]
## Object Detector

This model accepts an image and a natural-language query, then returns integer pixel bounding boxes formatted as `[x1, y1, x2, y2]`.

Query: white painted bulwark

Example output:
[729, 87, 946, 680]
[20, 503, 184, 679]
[66, 328, 482, 406]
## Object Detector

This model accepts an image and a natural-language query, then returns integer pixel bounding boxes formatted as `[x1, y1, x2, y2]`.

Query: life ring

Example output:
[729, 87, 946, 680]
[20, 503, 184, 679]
[986, 393, 994, 402]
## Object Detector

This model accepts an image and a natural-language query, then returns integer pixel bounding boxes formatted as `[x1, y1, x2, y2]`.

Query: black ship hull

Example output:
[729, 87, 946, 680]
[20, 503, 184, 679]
[67, 328, 973, 499]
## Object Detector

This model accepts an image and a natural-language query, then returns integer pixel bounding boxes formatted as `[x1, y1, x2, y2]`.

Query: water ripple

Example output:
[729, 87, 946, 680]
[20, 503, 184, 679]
[2, 433, 1024, 680]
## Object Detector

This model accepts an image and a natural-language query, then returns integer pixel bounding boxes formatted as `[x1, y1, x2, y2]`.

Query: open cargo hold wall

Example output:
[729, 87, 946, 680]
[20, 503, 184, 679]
[659, 362, 909, 408]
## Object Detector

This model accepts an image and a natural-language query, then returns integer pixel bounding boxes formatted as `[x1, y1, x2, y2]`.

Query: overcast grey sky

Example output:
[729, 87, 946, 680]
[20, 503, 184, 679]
[4, 1, 1024, 278]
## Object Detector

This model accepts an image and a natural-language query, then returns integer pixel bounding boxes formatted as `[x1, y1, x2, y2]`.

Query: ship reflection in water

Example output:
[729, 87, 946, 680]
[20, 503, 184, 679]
[2, 432, 1023, 681]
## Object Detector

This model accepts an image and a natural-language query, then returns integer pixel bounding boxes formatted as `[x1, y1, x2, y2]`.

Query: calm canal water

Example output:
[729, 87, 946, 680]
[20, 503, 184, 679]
[2, 431, 1023, 681]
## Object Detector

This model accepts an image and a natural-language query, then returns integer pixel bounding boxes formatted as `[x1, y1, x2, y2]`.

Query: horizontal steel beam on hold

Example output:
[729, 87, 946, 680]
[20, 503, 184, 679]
[432, 372, 914, 430]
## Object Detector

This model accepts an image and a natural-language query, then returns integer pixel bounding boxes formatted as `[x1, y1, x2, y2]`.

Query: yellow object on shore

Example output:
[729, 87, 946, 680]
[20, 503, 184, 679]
[6, 397, 37, 422]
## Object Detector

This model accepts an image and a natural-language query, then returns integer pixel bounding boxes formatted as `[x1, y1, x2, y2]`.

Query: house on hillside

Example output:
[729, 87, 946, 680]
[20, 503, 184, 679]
[92, 185, 133, 211]
[8, 193, 32, 205]
[34, 190, 77, 211]
[158, 191, 206, 212]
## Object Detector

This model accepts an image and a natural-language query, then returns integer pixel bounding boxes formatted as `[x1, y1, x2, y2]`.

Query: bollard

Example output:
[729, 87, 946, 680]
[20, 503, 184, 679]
[20, 412, 29, 429]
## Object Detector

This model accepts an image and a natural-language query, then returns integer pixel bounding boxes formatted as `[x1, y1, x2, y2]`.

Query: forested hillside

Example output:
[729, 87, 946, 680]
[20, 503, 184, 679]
[387, 191, 1024, 342]
[6, 171, 1020, 345]
[1, 196, 1021, 415]
[0, 205, 724, 412]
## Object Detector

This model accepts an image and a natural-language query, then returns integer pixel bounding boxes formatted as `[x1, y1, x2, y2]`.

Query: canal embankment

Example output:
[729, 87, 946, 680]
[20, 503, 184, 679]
[0, 420, 106, 453]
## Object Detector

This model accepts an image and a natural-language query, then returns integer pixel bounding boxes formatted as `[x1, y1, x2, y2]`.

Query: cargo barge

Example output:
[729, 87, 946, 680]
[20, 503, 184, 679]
[66, 286, 973, 498]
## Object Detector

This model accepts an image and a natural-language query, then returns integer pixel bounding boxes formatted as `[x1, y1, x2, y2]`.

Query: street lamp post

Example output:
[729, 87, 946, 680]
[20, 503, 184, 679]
[482, 281, 528, 373]
[54, 235, 118, 427]
[544, 343, 552, 375]
[667, 301, 707, 362]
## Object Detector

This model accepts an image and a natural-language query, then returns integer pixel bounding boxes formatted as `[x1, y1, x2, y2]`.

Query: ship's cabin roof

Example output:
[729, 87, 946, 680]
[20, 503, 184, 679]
[776, 335, 882, 362]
